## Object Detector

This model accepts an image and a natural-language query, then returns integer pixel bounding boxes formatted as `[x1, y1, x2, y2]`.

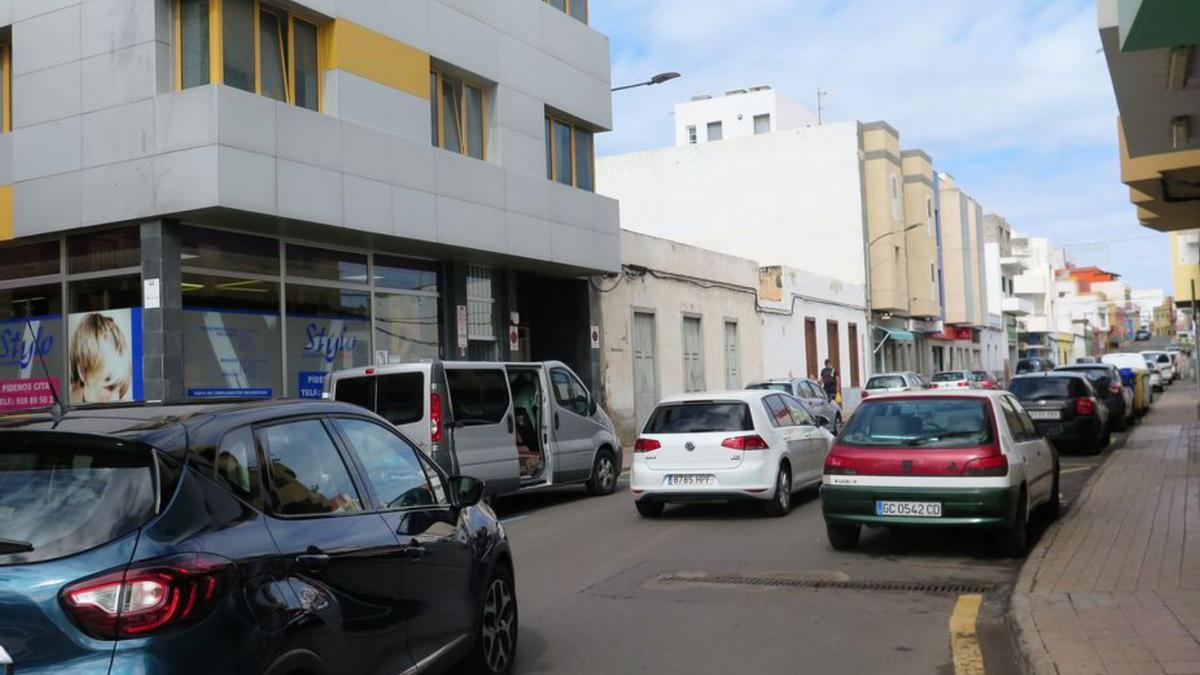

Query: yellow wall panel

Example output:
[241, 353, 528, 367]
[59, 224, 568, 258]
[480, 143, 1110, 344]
[323, 20, 430, 99]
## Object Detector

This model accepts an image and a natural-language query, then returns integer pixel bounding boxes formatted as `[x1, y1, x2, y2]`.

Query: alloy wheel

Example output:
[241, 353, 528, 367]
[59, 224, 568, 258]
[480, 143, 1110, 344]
[481, 577, 517, 673]
[597, 455, 616, 492]
[778, 470, 790, 511]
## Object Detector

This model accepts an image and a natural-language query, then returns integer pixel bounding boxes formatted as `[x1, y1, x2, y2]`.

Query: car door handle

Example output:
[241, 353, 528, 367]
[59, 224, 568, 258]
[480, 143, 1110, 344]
[507, 414, 514, 434]
[296, 553, 330, 572]
[400, 544, 427, 561]
[554, 413, 560, 430]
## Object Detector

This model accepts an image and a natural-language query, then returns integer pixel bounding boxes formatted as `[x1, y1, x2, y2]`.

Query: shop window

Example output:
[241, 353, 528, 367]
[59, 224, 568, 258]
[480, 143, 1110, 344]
[0, 284, 64, 412]
[430, 69, 486, 160]
[374, 255, 438, 293]
[0, 240, 59, 281]
[286, 244, 368, 284]
[181, 226, 280, 276]
[67, 275, 142, 405]
[182, 272, 282, 399]
[68, 227, 140, 274]
[176, 0, 321, 111]
[374, 293, 440, 365]
[286, 284, 370, 399]
[545, 113, 594, 191]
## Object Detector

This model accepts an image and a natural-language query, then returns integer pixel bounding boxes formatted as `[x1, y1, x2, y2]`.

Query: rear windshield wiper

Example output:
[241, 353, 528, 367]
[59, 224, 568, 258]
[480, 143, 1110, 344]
[904, 431, 983, 447]
[0, 538, 33, 554]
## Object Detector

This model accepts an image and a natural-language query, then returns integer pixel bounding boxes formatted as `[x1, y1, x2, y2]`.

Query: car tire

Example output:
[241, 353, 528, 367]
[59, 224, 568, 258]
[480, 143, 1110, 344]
[833, 414, 843, 436]
[586, 449, 618, 496]
[462, 565, 519, 675]
[996, 488, 1029, 557]
[635, 500, 664, 518]
[763, 464, 792, 518]
[826, 523, 861, 551]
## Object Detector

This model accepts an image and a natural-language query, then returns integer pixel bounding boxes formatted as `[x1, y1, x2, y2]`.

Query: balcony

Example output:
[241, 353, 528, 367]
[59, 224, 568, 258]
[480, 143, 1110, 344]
[1000, 256, 1028, 272]
[1003, 296, 1034, 316]
[1021, 315, 1054, 334]
[1013, 274, 1048, 296]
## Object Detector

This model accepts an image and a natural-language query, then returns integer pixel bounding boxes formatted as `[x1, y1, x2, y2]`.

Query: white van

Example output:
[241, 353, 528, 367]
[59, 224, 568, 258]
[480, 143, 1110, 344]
[327, 360, 622, 500]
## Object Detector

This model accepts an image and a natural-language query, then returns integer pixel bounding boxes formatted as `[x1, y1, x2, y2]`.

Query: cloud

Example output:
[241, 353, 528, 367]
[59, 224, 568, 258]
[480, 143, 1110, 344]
[592, 0, 1171, 292]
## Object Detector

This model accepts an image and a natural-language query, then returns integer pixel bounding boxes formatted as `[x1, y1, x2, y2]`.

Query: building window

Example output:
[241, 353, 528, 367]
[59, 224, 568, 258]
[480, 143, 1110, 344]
[707, 121, 723, 141]
[430, 69, 486, 160]
[545, 113, 595, 191]
[687, 125, 697, 144]
[467, 265, 496, 361]
[925, 197, 933, 236]
[545, 0, 587, 23]
[175, 0, 321, 111]
[1, 34, 11, 134]
[753, 114, 770, 135]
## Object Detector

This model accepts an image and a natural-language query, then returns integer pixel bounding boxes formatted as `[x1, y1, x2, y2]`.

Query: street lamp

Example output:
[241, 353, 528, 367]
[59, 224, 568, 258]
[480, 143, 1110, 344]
[611, 72, 681, 92]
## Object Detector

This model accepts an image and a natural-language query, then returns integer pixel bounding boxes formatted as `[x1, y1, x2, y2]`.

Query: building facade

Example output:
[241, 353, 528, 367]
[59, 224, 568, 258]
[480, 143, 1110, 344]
[0, 0, 619, 410]
[598, 230, 764, 444]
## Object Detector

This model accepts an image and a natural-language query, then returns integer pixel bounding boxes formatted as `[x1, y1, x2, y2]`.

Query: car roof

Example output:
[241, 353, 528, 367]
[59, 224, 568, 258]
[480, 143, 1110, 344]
[868, 371, 918, 378]
[658, 390, 780, 405]
[858, 389, 1004, 400]
[934, 370, 969, 375]
[1056, 364, 1112, 371]
[1011, 371, 1088, 380]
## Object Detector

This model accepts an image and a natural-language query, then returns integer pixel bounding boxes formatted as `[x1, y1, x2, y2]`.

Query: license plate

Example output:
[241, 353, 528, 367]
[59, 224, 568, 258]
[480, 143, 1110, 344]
[666, 474, 715, 486]
[1028, 410, 1061, 420]
[875, 501, 942, 517]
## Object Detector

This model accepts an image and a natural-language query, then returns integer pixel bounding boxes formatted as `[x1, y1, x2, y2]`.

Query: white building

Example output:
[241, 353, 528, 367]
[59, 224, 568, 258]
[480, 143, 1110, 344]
[1131, 288, 1167, 330]
[1011, 232, 1058, 359]
[675, 87, 818, 146]
[598, 230, 765, 444]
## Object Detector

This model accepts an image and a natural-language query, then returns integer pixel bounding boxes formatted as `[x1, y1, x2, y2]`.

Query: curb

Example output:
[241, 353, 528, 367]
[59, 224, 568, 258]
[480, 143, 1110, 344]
[1006, 430, 1131, 675]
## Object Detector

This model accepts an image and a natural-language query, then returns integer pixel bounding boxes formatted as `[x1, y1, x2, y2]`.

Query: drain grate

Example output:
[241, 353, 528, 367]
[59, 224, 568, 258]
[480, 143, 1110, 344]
[655, 573, 996, 595]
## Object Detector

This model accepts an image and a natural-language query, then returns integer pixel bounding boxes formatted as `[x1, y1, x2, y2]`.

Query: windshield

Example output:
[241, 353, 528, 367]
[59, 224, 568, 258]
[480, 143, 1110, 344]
[839, 398, 993, 448]
[0, 434, 158, 565]
[932, 372, 966, 382]
[866, 376, 905, 389]
[1009, 377, 1078, 400]
[644, 402, 753, 434]
[747, 382, 791, 393]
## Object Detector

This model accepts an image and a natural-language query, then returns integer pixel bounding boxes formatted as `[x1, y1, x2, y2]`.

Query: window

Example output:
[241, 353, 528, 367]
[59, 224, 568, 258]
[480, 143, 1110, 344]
[925, 197, 933, 236]
[175, 0, 320, 111]
[544, 114, 595, 190]
[445, 368, 510, 426]
[286, 244, 367, 283]
[763, 395, 793, 428]
[430, 69, 486, 160]
[1, 34, 11, 134]
[550, 368, 590, 417]
[707, 121, 723, 141]
[645, 402, 752, 434]
[211, 427, 262, 508]
[1002, 396, 1038, 441]
[257, 420, 363, 515]
[182, 226, 280, 275]
[544, 0, 587, 22]
[753, 114, 770, 135]
[466, 265, 495, 345]
[68, 227, 140, 274]
[782, 396, 815, 426]
[0, 240, 59, 281]
[335, 418, 445, 509]
[687, 125, 697, 144]
[682, 316, 704, 392]
[891, 175, 901, 221]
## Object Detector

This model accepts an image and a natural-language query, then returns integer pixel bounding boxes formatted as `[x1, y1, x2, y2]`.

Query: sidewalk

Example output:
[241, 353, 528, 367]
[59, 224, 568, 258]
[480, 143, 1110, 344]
[1012, 385, 1200, 674]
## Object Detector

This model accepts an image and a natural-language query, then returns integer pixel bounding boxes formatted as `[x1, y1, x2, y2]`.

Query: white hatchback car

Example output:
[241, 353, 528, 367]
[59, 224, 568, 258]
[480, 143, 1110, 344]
[631, 390, 835, 518]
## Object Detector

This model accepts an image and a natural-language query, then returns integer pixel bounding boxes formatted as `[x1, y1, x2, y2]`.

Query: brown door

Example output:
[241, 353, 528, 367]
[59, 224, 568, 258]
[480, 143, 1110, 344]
[805, 318, 818, 378]
[848, 323, 860, 387]
[827, 321, 841, 382]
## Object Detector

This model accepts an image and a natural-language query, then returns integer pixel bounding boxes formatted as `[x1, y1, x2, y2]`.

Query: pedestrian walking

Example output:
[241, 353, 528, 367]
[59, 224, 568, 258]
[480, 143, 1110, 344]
[820, 359, 839, 401]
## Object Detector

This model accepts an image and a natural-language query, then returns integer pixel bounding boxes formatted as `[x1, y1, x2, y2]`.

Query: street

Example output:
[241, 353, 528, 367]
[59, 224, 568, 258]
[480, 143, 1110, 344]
[494, 399, 1144, 674]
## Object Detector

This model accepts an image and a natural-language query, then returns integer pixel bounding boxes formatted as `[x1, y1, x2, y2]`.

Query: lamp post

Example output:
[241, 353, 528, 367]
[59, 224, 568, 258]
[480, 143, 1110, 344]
[611, 72, 681, 92]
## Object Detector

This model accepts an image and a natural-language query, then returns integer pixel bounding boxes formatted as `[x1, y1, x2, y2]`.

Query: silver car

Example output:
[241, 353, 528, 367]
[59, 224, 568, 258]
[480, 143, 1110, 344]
[747, 378, 844, 434]
[862, 371, 930, 400]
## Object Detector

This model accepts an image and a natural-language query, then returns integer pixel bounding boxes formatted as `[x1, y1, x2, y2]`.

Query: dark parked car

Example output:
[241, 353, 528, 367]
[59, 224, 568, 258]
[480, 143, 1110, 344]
[1135, 328, 1152, 341]
[1015, 358, 1056, 374]
[1009, 372, 1110, 454]
[0, 401, 517, 675]
[1055, 363, 1131, 431]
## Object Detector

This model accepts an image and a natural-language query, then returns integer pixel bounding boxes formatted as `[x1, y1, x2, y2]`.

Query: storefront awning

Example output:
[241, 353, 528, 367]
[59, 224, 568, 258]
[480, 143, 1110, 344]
[873, 326, 915, 354]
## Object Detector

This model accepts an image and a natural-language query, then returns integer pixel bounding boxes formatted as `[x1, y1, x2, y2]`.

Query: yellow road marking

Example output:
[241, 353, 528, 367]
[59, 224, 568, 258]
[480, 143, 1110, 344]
[950, 593, 985, 675]
[1060, 466, 1094, 475]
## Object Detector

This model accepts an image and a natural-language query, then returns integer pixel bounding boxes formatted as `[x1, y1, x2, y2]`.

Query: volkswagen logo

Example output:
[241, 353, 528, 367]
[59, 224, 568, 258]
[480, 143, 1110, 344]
[685, 441, 696, 452]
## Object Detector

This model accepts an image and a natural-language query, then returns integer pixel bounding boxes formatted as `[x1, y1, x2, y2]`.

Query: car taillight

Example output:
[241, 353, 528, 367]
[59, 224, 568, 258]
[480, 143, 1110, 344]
[860, 390, 870, 399]
[634, 438, 661, 453]
[721, 435, 769, 450]
[60, 554, 233, 640]
[824, 454, 858, 475]
[430, 391, 443, 443]
[962, 455, 1009, 477]
[1076, 397, 1096, 415]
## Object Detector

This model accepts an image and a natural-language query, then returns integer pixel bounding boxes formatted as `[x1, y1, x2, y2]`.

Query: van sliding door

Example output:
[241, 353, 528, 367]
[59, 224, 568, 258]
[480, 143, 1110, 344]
[444, 367, 520, 495]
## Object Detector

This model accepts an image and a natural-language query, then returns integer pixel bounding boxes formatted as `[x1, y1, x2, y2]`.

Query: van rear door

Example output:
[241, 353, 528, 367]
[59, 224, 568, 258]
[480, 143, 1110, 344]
[331, 365, 448, 467]
[444, 366, 520, 496]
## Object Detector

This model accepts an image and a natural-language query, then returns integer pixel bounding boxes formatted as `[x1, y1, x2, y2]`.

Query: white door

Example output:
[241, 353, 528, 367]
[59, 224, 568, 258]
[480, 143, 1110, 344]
[682, 316, 705, 393]
[632, 313, 658, 433]
[782, 395, 824, 483]
[724, 321, 740, 390]
[1001, 396, 1054, 504]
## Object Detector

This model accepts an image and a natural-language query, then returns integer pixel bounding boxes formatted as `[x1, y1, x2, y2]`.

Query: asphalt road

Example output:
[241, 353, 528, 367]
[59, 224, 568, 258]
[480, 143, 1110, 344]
[491, 398, 1145, 674]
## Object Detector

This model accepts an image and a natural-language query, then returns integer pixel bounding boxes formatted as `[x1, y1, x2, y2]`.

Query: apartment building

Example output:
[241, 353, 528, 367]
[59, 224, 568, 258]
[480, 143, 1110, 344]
[0, 0, 618, 409]
[1011, 232, 1057, 360]
[933, 173, 990, 370]
[984, 214, 1021, 375]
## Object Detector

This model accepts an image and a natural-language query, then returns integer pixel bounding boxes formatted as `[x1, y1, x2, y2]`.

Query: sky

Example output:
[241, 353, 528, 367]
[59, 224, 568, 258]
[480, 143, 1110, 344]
[589, 0, 1172, 293]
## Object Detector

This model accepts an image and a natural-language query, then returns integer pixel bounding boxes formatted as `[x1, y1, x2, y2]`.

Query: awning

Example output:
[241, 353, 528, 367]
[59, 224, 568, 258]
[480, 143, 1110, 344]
[873, 326, 915, 353]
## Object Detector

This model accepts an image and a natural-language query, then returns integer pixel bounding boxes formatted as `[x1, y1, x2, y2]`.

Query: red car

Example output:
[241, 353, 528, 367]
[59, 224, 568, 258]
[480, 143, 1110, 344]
[971, 370, 1001, 389]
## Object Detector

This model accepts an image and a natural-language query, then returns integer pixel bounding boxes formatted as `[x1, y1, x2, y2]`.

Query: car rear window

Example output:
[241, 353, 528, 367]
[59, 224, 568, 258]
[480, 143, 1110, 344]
[334, 373, 425, 426]
[644, 402, 753, 434]
[0, 434, 158, 565]
[747, 382, 790, 393]
[1010, 377, 1084, 400]
[1057, 367, 1108, 384]
[932, 372, 965, 382]
[866, 376, 905, 389]
[839, 398, 993, 448]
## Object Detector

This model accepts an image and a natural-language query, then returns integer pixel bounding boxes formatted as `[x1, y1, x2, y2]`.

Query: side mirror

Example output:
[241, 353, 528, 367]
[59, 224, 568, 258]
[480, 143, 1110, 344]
[814, 415, 831, 429]
[448, 475, 485, 507]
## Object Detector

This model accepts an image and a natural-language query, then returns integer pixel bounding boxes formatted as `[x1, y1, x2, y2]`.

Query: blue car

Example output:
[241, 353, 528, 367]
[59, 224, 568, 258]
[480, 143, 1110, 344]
[0, 400, 517, 675]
